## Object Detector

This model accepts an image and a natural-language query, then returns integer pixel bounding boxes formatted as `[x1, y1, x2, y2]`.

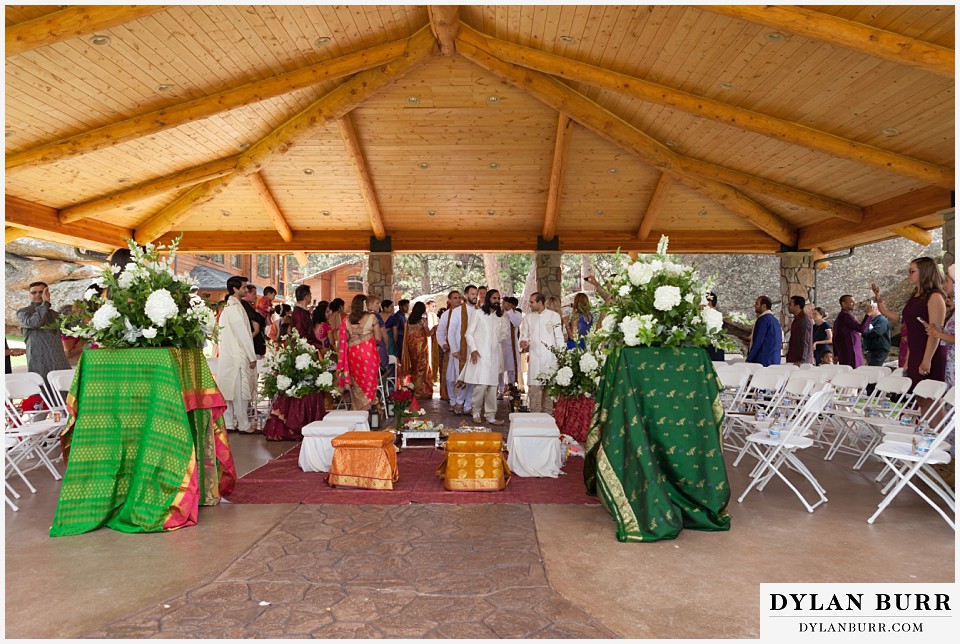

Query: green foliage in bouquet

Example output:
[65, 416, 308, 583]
[536, 344, 605, 399]
[591, 235, 736, 354]
[57, 237, 216, 349]
[261, 329, 340, 399]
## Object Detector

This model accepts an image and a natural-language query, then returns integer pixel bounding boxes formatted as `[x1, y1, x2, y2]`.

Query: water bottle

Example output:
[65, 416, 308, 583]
[769, 418, 786, 439]
[755, 410, 767, 423]
[913, 425, 935, 456]
[899, 415, 915, 429]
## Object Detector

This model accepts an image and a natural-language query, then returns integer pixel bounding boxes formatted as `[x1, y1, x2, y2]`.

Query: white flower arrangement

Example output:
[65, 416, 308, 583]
[590, 235, 735, 353]
[403, 419, 444, 432]
[261, 329, 340, 399]
[536, 344, 604, 399]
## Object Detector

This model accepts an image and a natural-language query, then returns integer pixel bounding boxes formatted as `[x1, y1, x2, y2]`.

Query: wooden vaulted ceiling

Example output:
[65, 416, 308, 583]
[4, 5, 955, 255]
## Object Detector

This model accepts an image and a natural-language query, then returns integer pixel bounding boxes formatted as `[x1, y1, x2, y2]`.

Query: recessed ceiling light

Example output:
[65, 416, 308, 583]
[303, 168, 314, 175]
[698, 208, 708, 217]
[89, 35, 111, 46]
[487, 95, 499, 103]
[787, 176, 800, 183]
[418, 162, 430, 169]
[427, 210, 437, 216]
[788, 205, 800, 211]
[124, 206, 135, 211]
[321, 210, 331, 217]
[882, 127, 901, 136]
[596, 210, 605, 216]
[488, 162, 499, 169]
[221, 210, 231, 217]
[665, 140, 677, 148]
[238, 142, 250, 149]
[117, 177, 129, 183]
[765, 32, 786, 43]
[407, 96, 420, 104]
[314, 36, 331, 46]
[559, 35, 576, 45]
[487, 210, 496, 216]
[5, 130, 14, 138]
[720, 82, 736, 91]
[607, 168, 618, 174]
[156, 83, 174, 92]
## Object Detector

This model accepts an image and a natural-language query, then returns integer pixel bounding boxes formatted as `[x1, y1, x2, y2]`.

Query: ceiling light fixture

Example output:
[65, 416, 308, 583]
[788, 206, 800, 211]
[117, 177, 129, 183]
[487, 95, 499, 103]
[596, 210, 605, 216]
[303, 168, 314, 175]
[765, 32, 786, 42]
[418, 162, 430, 169]
[720, 82, 736, 91]
[607, 168, 618, 174]
[221, 210, 231, 217]
[314, 36, 331, 46]
[156, 83, 174, 92]
[89, 35, 111, 46]
[698, 208, 708, 217]
[487, 209, 496, 216]
[665, 140, 677, 148]
[238, 142, 250, 149]
[488, 162, 499, 169]
[427, 210, 437, 216]
[407, 96, 420, 104]
[882, 127, 901, 136]
[559, 35, 576, 45]
[321, 210, 331, 217]
[124, 206, 135, 211]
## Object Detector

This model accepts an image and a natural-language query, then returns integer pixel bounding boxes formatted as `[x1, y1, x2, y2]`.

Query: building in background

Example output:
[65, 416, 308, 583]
[297, 260, 367, 303]
[174, 253, 302, 304]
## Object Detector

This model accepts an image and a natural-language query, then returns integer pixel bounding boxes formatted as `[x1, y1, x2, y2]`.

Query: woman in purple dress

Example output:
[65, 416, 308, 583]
[872, 257, 947, 392]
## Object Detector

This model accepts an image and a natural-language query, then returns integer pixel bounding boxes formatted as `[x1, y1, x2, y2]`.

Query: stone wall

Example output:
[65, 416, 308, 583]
[366, 252, 394, 304]
[535, 252, 562, 301]
[943, 209, 955, 272]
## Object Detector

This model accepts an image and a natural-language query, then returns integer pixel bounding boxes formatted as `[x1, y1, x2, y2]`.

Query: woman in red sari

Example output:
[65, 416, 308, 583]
[399, 301, 434, 399]
[336, 295, 384, 411]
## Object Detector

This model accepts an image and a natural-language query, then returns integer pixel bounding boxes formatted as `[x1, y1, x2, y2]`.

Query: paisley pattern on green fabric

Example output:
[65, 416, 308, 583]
[584, 347, 731, 542]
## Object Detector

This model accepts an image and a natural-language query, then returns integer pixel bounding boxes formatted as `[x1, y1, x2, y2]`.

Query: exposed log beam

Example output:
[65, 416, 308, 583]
[5, 226, 30, 244]
[5, 195, 132, 252]
[248, 172, 294, 243]
[890, 225, 934, 246]
[542, 114, 573, 241]
[798, 186, 952, 250]
[59, 156, 240, 223]
[468, 27, 953, 190]
[636, 173, 672, 241]
[134, 27, 436, 244]
[704, 5, 955, 79]
[6, 5, 169, 57]
[427, 5, 460, 56]
[6, 36, 413, 172]
[293, 252, 310, 267]
[156, 229, 781, 254]
[457, 38, 798, 247]
[337, 114, 388, 240]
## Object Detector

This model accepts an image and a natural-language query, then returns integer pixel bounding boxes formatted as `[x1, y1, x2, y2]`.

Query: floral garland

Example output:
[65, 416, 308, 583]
[58, 237, 216, 349]
[591, 235, 735, 353]
[262, 329, 340, 399]
[536, 344, 605, 399]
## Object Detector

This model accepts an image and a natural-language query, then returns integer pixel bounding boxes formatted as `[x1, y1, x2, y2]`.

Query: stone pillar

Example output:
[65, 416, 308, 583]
[942, 207, 955, 271]
[367, 252, 394, 303]
[535, 251, 563, 301]
[779, 252, 816, 329]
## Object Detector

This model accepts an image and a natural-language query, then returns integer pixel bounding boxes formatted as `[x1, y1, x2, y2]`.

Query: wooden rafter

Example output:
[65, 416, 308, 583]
[6, 5, 169, 57]
[890, 225, 934, 246]
[59, 156, 240, 223]
[636, 174, 672, 241]
[458, 27, 862, 224]
[5, 195, 132, 251]
[456, 38, 798, 247]
[542, 114, 573, 242]
[427, 5, 460, 56]
[798, 187, 952, 250]
[133, 27, 437, 244]
[248, 172, 294, 243]
[6, 37, 412, 172]
[337, 114, 388, 240]
[468, 26, 953, 190]
[293, 252, 310, 267]
[704, 5, 955, 79]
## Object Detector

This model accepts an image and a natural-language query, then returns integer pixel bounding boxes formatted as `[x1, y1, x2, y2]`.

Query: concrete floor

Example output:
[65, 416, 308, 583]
[4, 400, 955, 639]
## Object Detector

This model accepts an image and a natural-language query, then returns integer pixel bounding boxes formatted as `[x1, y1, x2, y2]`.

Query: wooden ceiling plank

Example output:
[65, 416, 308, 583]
[5, 195, 132, 250]
[464, 25, 953, 190]
[134, 27, 436, 244]
[427, 5, 460, 56]
[636, 173, 672, 241]
[798, 186, 951, 249]
[890, 224, 934, 246]
[248, 172, 294, 243]
[457, 36, 798, 247]
[703, 5, 954, 79]
[337, 113, 387, 240]
[5, 35, 413, 172]
[59, 155, 241, 223]
[542, 114, 573, 241]
[5, 226, 31, 244]
[6, 5, 170, 57]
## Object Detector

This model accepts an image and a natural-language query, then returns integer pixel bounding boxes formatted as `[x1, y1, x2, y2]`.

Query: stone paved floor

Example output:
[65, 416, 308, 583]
[89, 504, 617, 639]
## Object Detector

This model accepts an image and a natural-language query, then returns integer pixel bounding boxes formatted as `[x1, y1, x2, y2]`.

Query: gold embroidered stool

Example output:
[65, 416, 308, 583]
[327, 431, 399, 490]
[437, 432, 511, 491]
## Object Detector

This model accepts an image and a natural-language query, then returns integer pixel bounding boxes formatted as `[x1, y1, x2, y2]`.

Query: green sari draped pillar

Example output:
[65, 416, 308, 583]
[584, 346, 730, 541]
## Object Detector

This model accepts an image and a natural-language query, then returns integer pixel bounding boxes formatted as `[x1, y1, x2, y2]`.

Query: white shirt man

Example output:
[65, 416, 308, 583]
[435, 291, 460, 404]
[463, 290, 508, 424]
[520, 292, 564, 413]
[218, 277, 258, 432]
[445, 286, 478, 415]
[499, 298, 522, 395]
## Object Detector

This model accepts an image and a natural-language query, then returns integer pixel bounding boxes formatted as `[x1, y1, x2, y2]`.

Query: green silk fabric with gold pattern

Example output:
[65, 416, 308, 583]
[584, 347, 731, 542]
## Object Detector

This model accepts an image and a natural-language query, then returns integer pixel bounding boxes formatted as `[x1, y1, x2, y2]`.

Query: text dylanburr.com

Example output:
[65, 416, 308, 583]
[761, 584, 955, 640]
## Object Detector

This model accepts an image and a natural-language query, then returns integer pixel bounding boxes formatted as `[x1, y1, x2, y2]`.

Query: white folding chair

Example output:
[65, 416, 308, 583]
[867, 406, 955, 529]
[6, 479, 20, 511]
[811, 371, 870, 450]
[46, 368, 77, 412]
[732, 374, 817, 467]
[4, 393, 62, 492]
[799, 362, 814, 370]
[6, 373, 66, 464]
[723, 370, 787, 450]
[737, 387, 835, 513]
[823, 374, 913, 464]
[815, 364, 841, 381]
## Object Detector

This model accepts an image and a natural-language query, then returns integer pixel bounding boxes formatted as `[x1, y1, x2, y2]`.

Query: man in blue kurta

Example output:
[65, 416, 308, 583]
[746, 295, 782, 366]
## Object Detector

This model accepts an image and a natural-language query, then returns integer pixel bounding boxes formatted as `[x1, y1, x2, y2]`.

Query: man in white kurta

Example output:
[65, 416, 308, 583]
[218, 277, 258, 432]
[435, 291, 461, 404]
[498, 296, 522, 396]
[520, 292, 564, 413]
[462, 290, 508, 424]
[445, 286, 478, 415]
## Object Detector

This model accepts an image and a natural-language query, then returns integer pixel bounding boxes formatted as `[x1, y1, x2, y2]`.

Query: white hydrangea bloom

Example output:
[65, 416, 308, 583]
[117, 269, 137, 289]
[295, 353, 312, 370]
[638, 314, 656, 330]
[627, 262, 654, 286]
[620, 316, 642, 346]
[664, 261, 685, 276]
[579, 352, 599, 373]
[317, 372, 333, 387]
[618, 284, 631, 296]
[92, 301, 119, 330]
[653, 285, 682, 311]
[555, 366, 574, 387]
[144, 289, 179, 327]
[142, 327, 158, 339]
[601, 314, 618, 333]
[702, 307, 724, 333]
[276, 375, 292, 391]
[83, 288, 98, 301]
[649, 259, 664, 273]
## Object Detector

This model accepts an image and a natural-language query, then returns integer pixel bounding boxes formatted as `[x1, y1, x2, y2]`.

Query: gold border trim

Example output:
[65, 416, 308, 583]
[596, 445, 641, 540]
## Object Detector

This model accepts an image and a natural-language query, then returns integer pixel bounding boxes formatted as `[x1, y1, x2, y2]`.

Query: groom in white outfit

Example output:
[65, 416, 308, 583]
[445, 285, 478, 415]
[463, 289, 508, 425]
[520, 292, 564, 413]
[218, 275, 257, 432]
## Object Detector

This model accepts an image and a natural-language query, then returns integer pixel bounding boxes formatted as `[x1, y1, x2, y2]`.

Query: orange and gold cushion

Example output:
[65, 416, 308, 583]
[328, 431, 398, 490]
[437, 432, 511, 491]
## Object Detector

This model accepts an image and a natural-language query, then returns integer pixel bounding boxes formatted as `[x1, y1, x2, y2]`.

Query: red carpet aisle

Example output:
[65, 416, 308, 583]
[228, 445, 599, 506]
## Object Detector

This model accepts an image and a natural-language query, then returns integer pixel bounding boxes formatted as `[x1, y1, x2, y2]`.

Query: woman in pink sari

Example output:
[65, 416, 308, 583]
[337, 295, 385, 411]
